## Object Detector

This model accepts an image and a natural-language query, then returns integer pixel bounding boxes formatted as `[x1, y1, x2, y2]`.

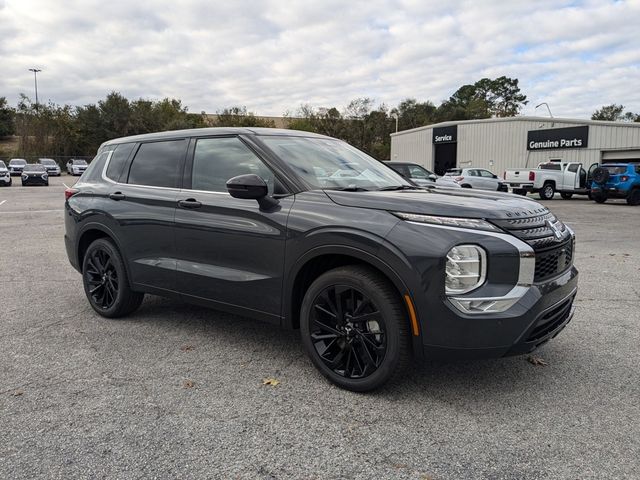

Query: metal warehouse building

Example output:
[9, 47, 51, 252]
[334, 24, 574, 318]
[390, 116, 640, 176]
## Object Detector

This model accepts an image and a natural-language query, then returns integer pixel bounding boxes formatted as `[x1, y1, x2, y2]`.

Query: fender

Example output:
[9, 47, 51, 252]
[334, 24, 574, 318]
[282, 236, 426, 358]
[75, 220, 134, 287]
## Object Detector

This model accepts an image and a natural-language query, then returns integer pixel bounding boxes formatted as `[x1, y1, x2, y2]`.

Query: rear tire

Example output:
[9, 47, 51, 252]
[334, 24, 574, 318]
[539, 183, 555, 200]
[627, 188, 640, 206]
[593, 193, 607, 204]
[300, 266, 410, 392]
[560, 192, 573, 200]
[82, 238, 144, 318]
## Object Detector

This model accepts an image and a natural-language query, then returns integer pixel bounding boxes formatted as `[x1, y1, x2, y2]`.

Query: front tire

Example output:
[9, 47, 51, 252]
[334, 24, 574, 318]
[82, 238, 144, 318]
[539, 183, 555, 200]
[300, 266, 410, 392]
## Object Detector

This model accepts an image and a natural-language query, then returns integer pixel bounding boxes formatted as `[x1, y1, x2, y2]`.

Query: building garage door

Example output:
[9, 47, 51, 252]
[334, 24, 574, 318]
[601, 150, 640, 163]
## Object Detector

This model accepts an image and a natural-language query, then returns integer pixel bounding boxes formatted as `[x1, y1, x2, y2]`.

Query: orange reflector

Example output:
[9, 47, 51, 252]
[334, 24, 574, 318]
[404, 294, 420, 336]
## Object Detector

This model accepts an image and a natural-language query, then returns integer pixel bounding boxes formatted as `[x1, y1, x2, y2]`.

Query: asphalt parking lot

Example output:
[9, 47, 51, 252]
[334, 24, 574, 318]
[1, 176, 638, 479]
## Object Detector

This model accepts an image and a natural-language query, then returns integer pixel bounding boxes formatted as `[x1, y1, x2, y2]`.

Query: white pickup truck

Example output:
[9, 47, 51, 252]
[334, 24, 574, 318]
[503, 161, 599, 200]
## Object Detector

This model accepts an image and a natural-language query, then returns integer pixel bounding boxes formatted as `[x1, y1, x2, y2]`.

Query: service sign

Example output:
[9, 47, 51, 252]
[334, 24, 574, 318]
[433, 125, 457, 144]
[527, 126, 589, 150]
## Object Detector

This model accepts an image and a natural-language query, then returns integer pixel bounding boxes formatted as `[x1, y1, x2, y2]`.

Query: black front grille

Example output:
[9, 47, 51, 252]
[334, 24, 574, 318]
[492, 210, 574, 282]
[534, 240, 573, 282]
[526, 295, 575, 343]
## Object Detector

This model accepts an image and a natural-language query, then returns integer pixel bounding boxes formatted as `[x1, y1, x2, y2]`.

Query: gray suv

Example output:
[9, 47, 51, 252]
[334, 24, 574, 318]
[64, 128, 578, 391]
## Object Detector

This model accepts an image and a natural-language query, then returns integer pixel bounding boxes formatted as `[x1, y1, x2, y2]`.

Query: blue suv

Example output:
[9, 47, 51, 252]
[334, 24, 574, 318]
[591, 163, 640, 205]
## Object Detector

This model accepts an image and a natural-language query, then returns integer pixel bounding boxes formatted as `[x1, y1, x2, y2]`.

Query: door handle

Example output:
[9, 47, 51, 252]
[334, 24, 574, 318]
[178, 198, 202, 209]
[109, 192, 126, 201]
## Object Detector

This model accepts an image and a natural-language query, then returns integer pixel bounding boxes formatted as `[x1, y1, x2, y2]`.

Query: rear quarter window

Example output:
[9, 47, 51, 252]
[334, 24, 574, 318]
[106, 143, 136, 182]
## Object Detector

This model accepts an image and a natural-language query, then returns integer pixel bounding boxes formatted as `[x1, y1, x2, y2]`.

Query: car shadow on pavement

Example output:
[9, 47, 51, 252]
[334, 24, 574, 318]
[121, 294, 572, 404]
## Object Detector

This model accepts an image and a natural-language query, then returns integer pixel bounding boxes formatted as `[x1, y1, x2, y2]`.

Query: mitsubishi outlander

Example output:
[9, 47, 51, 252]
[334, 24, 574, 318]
[64, 128, 578, 391]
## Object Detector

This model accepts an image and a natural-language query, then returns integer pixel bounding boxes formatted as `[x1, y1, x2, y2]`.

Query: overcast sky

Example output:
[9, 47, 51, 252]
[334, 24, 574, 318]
[1, 0, 639, 118]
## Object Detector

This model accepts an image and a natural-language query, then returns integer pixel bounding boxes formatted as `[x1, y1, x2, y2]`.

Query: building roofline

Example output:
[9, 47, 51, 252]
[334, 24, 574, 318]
[390, 116, 640, 137]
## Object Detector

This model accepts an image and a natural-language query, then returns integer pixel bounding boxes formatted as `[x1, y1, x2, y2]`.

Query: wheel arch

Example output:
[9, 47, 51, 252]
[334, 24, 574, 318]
[284, 246, 412, 329]
[76, 223, 129, 276]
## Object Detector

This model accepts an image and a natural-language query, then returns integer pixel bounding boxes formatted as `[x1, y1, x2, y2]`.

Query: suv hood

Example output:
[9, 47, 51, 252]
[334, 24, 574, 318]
[324, 187, 548, 220]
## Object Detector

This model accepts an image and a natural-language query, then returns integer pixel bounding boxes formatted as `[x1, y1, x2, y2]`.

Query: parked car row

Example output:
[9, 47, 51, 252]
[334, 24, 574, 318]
[386, 162, 508, 192]
[1, 158, 89, 177]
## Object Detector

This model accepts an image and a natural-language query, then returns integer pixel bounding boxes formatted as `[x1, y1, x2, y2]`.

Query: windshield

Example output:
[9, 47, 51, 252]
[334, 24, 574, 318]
[260, 136, 410, 190]
[603, 165, 628, 175]
[23, 164, 46, 172]
[445, 169, 462, 176]
[0, 161, 6, 169]
[72, 159, 88, 165]
[39, 158, 56, 165]
[10, 159, 26, 166]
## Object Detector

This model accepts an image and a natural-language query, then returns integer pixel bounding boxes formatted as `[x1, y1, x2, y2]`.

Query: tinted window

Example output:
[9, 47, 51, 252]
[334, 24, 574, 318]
[407, 165, 432, 179]
[127, 140, 186, 188]
[106, 142, 136, 182]
[192, 137, 274, 193]
[539, 163, 562, 170]
[388, 164, 409, 177]
[603, 165, 628, 175]
[81, 151, 111, 182]
[567, 164, 579, 173]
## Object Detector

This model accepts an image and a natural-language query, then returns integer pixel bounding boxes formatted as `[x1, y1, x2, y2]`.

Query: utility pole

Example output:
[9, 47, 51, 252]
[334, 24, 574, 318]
[28, 68, 42, 111]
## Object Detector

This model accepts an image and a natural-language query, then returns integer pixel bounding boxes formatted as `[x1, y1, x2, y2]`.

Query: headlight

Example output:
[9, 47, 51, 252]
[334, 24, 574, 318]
[393, 212, 502, 232]
[445, 245, 487, 294]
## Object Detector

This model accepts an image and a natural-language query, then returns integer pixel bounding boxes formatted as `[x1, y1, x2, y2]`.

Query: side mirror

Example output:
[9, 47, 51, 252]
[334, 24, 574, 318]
[493, 174, 498, 179]
[226, 174, 279, 210]
[428, 174, 437, 181]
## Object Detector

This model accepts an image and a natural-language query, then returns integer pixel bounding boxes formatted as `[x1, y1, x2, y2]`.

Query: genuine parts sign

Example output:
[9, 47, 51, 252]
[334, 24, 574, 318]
[527, 126, 589, 150]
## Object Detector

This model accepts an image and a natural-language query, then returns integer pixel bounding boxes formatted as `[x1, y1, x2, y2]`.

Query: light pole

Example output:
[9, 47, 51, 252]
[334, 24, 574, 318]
[391, 112, 399, 133]
[28, 68, 42, 110]
[535, 102, 554, 126]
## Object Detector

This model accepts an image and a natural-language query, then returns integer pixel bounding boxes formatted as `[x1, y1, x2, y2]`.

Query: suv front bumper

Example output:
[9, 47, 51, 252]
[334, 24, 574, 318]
[421, 266, 578, 359]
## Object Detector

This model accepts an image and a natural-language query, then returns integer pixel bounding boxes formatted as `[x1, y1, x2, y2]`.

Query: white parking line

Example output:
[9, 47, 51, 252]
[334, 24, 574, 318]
[0, 209, 63, 214]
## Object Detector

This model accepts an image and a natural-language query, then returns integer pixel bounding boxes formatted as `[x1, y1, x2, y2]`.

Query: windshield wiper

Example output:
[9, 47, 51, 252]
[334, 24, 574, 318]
[377, 185, 421, 191]
[331, 186, 369, 191]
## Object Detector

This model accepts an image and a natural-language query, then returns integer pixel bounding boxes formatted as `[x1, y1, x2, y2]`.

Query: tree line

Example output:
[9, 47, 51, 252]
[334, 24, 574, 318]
[1, 75, 635, 161]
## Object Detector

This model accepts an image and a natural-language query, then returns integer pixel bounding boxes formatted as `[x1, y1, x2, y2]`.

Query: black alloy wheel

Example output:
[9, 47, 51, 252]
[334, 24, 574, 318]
[82, 238, 144, 318]
[85, 247, 119, 310]
[300, 266, 409, 391]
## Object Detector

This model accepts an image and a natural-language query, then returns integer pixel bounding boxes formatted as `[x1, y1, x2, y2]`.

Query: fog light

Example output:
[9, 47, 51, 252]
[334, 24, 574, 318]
[445, 245, 486, 295]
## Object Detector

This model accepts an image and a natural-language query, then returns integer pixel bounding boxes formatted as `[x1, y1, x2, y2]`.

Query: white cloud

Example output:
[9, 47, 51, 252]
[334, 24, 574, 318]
[0, 0, 639, 117]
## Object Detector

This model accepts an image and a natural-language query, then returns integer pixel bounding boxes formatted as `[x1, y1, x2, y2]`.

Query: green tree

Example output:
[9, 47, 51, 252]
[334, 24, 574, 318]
[437, 76, 527, 121]
[591, 104, 639, 122]
[215, 106, 276, 127]
[390, 98, 437, 130]
[0, 97, 15, 137]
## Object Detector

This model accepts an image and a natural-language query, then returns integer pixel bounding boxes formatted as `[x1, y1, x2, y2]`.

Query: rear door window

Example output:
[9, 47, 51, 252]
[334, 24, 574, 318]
[127, 140, 186, 188]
